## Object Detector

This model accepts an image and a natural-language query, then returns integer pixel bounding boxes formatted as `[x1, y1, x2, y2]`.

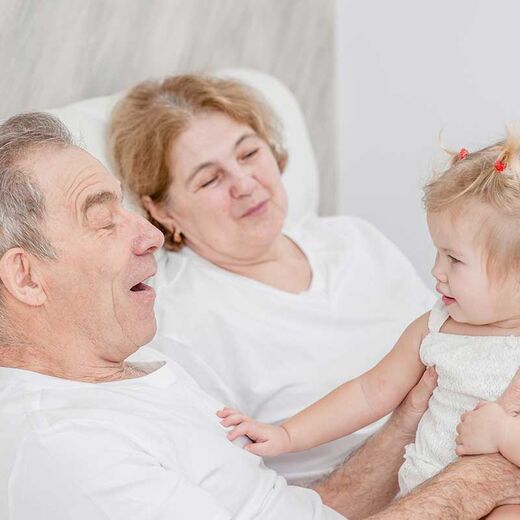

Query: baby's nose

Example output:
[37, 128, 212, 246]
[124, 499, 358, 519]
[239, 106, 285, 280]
[431, 264, 447, 283]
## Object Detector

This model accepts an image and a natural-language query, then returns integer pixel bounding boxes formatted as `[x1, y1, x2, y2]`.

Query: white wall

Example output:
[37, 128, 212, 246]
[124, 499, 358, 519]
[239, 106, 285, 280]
[336, 0, 520, 286]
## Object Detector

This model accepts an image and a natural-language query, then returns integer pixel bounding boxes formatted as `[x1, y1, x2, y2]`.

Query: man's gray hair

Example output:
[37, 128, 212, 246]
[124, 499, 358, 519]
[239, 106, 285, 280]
[0, 112, 74, 261]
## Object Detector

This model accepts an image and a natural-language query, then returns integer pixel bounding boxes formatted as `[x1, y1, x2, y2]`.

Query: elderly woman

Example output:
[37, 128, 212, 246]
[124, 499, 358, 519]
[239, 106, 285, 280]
[110, 75, 434, 483]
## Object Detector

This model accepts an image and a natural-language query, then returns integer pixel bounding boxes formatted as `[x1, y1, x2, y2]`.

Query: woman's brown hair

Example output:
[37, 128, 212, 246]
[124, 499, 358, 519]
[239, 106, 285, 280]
[110, 74, 288, 250]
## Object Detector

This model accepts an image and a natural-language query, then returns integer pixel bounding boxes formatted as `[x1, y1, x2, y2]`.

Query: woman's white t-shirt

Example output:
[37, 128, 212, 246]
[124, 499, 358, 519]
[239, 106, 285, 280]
[152, 216, 435, 483]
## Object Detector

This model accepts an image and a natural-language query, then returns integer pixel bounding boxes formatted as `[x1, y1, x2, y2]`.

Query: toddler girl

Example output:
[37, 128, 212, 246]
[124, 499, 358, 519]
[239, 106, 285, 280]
[219, 132, 520, 518]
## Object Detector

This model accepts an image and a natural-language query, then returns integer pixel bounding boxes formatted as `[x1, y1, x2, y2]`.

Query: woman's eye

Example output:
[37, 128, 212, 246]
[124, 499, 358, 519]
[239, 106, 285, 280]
[242, 149, 259, 160]
[200, 176, 218, 188]
[101, 223, 115, 231]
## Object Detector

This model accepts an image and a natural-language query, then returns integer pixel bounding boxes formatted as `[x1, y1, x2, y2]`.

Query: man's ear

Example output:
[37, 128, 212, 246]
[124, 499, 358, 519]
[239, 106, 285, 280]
[141, 196, 180, 232]
[0, 248, 47, 306]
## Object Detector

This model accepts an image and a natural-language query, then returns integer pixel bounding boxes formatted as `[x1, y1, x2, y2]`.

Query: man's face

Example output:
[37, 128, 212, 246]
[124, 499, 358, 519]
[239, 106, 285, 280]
[30, 146, 164, 358]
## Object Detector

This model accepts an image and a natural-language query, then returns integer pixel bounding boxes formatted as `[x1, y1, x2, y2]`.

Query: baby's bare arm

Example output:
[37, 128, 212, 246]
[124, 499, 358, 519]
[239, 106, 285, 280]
[313, 367, 437, 518]
[499, 417, 520, 467]
[281, 313, 430, 452]
[317, 367, 520, 519]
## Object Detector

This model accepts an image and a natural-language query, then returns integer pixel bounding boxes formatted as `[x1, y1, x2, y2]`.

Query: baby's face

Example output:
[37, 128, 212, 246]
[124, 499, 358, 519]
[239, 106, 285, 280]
[427, 203, 520, 326]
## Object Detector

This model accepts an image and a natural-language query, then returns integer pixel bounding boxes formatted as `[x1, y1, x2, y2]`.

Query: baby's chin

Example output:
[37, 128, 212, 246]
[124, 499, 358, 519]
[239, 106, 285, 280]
[448, 309, 493, 327]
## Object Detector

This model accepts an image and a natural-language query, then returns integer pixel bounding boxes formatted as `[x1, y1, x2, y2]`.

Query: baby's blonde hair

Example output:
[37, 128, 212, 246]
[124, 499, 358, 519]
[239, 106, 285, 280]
[423, 129, 520, 277]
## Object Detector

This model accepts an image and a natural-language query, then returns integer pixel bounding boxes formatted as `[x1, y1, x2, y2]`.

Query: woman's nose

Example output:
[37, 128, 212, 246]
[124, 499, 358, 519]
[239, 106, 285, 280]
[229, 170, 256, 198]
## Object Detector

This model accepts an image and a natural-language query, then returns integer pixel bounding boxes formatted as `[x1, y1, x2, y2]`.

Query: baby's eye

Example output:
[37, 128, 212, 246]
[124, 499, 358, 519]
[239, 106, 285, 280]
[447, 255, 460, 264]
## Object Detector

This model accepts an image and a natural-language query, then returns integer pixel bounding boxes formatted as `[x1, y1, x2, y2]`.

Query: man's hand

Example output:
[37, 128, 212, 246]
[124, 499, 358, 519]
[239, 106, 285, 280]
[388, 365, 437, 440]
[313, 367, 437, 520]
[368, 366, 520, 519]
[454, 367, 520, 508]
[217, 407, 292, 456]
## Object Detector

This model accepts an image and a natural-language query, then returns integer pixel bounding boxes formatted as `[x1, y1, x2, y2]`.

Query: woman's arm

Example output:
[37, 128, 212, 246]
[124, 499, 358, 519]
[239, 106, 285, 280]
[223, 312, 429, 456]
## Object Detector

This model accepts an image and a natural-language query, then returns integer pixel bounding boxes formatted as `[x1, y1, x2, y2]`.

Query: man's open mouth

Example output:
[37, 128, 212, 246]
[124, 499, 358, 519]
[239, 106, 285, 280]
[130, 282, 150, 292]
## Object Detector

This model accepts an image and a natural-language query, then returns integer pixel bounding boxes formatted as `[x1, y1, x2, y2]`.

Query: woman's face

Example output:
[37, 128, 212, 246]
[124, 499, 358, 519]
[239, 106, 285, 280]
[159, 111, 288, 261]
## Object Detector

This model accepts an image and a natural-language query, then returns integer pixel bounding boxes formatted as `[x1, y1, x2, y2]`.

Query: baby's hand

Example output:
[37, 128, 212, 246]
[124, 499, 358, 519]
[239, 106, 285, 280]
[455, 401, 511, 456]
[217, 407, 291, 457]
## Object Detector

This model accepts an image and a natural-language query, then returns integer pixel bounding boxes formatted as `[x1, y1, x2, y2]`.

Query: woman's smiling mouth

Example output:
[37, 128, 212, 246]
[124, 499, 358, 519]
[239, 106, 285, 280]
[241, 200, 269, 218]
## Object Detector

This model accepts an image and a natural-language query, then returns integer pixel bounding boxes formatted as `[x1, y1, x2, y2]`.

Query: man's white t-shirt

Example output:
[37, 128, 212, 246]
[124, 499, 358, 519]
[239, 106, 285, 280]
[0, 348, 344, 520]
[152, 216, 435, 483]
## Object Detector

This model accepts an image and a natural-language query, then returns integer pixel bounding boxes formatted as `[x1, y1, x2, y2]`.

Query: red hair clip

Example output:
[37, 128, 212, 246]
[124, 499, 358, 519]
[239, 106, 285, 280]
[458, 148, 469, 160]
[494, 159, 507, 172]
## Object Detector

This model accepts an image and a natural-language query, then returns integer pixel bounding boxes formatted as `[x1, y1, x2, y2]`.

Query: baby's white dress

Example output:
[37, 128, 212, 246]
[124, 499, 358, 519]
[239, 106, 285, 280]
[398, 299, 520, 495]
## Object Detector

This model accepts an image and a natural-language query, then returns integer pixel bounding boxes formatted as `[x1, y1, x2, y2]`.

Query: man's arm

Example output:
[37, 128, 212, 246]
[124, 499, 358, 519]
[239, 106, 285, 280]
[314, 367, 520, 520]
[312, 366, 437, 519]
[366, 454, 520, 520]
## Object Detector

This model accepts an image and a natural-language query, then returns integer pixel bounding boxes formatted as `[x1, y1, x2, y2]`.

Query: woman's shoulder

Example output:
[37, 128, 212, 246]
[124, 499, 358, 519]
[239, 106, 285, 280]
[291, 214, 403, 252]
[151, 248, 193, 289]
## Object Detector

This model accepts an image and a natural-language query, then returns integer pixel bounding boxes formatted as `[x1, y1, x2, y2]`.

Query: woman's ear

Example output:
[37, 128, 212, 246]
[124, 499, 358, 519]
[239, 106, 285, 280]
[141, 196, 180, 232]
[0, 248, 47, 306]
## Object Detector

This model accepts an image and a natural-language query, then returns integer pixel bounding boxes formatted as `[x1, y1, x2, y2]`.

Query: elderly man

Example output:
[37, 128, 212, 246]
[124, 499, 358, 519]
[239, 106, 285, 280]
[0, 113, 519, 520]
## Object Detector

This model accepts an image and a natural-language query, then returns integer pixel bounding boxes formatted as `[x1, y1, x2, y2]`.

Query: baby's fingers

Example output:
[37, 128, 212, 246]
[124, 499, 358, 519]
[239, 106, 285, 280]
[217, 407, 241, 418]
[244, 441, 275, 457]
[454, 438, 480, 456]
[227, 421, 257, 442]
[220, 413, 250, 427]
[455, 443, 467, 456]
[454, 433, 470, 455]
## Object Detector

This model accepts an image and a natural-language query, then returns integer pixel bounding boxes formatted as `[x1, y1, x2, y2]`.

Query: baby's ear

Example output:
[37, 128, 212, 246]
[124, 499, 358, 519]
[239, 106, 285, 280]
[0, 248, 47, 306]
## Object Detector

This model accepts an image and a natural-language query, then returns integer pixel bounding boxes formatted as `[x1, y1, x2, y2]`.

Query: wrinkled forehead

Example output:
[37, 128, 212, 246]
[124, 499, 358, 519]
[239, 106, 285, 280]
[24, 145, 121, 216]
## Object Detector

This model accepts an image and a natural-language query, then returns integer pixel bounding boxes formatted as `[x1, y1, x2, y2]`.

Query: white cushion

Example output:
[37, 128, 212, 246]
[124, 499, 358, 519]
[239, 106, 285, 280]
[47, 68, 319, 223]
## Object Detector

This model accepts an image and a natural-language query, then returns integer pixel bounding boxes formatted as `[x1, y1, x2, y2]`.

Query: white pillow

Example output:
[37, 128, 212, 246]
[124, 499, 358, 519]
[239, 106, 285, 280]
[47, 68, 319, 223]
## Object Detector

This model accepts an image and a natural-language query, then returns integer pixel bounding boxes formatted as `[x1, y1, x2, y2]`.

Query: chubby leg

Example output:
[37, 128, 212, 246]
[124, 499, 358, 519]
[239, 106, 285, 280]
[485, 505, 520, 518]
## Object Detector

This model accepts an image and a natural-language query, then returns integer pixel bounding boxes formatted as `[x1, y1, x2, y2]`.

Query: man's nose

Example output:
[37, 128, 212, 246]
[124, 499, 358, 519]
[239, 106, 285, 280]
[132, 216, 164, 255]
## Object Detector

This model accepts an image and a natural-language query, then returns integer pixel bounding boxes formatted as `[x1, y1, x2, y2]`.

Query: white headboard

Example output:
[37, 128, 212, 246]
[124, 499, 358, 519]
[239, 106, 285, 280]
[48, 68, 320, 224]
[0, 0, 337, 214]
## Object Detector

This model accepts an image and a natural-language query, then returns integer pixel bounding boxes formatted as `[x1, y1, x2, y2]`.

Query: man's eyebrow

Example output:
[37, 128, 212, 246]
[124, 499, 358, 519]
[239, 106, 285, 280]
[81, 191, 122, 217]
[186, 132, 258, 185]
